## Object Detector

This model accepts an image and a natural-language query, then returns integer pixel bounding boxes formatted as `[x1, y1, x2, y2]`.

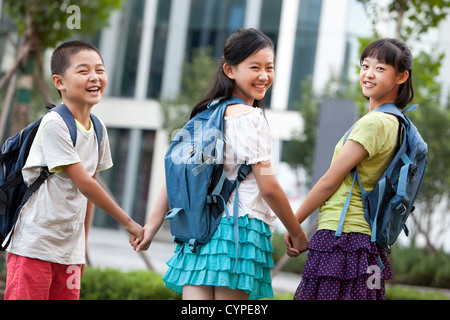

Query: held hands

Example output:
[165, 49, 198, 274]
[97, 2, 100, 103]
[284, 230, 309, 258]
[124, 219, 144, 249]
[129, 223, 154, 252]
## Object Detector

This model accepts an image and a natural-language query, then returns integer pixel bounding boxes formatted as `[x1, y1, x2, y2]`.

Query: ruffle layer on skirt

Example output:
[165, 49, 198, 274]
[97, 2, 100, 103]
[162, 215, 274, 300]
[294, 229, 392, 300]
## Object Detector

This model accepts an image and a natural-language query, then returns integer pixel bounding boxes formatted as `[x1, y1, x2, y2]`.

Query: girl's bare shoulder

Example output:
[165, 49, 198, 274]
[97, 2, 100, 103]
[224, 103, 255, 118]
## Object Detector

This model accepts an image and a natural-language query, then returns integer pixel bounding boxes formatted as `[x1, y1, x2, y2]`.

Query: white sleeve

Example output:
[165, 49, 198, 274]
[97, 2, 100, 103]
[225, 109, 272, 164]
[40, 115, 81, 173]
[96, 120, 113, 172]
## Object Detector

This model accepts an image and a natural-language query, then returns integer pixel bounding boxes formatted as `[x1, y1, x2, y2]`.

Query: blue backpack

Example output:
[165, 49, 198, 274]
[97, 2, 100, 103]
[335, 103, 428, 254]
[0, 104, 103, 250]
[164, 97, 252, 271]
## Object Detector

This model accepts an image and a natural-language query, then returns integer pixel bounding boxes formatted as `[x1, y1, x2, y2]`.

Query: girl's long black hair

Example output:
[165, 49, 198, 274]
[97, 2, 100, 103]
[360, 38, 414, 110]
[189, 28, 275, 119]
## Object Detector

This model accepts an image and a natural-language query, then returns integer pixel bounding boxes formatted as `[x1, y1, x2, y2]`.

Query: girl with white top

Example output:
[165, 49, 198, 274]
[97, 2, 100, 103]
[134, 28, 308, 300]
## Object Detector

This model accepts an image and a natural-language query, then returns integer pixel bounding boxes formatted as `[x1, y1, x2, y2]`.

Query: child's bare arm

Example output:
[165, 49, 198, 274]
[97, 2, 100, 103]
[252, 160, 308, 254]
[135, 183, 168, 252]
[62, 162, 143, 241]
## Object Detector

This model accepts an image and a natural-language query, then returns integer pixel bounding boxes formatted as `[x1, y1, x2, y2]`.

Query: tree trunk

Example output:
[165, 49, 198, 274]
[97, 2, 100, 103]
[0, 72, 18, 143]
[9, 57, 34, 136]
[34, 46, 55, 105]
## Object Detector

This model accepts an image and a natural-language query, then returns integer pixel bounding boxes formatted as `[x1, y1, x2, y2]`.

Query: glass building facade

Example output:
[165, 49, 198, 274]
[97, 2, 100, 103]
[104, 0, 323, 108]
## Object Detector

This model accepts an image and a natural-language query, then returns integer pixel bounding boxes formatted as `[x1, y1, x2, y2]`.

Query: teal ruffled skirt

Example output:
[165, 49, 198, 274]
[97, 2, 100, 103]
[162, 215, 274, 300]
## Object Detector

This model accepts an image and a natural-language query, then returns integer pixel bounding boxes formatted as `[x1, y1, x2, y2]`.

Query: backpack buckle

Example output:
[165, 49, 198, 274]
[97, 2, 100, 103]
[189, 239, 198, 253]
[206, 195, 218, 204]
[237, 172, 247, 182]
[237, 164, 252, 182]
[410, 164, 418, 176]
[0, 188, 7, 215]
[41, 167, 51, 179]
[395, 203, 407, 215]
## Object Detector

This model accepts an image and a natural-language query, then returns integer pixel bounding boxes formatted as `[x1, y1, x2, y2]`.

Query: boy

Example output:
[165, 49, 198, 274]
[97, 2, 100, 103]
[4, 41, 143, 300]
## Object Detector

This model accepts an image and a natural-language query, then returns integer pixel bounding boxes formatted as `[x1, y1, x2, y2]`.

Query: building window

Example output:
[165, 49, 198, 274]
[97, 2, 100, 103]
[259, 0, 283, 108]
[93, 128, 155, 228]
[260, 0, 282, 48]
[110, 0, 145, 97]
[132, 130, 155, 224]
[147, 0, 173, 99]
[289, 0, 322, 109]
[93, 128, 130, 228]
[185, 0, 246, 61]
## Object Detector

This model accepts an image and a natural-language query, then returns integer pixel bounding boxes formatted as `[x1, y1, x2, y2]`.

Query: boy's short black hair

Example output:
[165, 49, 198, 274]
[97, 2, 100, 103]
[51, 40, 103, 76]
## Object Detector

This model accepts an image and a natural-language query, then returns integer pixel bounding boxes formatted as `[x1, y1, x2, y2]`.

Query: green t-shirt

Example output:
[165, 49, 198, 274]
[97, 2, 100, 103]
[318, 111, 400, 235]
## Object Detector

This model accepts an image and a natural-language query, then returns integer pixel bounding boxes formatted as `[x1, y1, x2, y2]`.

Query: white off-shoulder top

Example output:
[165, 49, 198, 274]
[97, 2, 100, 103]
[223, 107, 277, 228]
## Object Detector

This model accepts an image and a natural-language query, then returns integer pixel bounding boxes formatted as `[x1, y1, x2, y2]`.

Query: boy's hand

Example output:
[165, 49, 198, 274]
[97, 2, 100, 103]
[124, 219, 144, 244]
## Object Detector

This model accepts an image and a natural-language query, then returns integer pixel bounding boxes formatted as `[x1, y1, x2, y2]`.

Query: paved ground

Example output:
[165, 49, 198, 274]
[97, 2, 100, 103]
[87, 226, 301, 296]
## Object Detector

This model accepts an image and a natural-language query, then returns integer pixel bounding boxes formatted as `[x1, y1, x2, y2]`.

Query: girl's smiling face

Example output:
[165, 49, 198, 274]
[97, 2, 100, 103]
[359, 57, 408, 110]
[223, 47, 275, 106]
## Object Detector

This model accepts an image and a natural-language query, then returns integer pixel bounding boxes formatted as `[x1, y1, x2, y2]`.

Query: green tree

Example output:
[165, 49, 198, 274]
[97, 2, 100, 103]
[0, 0, 123, 142]
[407, 52, 450, 252]
[281, 77, 320, 188]
[358, 0, 450, 41]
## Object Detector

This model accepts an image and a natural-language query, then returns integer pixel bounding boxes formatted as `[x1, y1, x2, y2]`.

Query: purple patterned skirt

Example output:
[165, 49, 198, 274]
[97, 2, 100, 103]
[294, 229, 392, 300]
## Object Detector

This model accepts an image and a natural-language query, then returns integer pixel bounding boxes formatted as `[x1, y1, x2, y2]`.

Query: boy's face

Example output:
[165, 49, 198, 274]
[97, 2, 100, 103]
[52, 50, 107, 109]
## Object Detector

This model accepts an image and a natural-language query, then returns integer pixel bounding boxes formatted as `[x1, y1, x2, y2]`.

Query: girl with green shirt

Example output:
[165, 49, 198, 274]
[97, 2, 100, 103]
[285, 38, 414, 300]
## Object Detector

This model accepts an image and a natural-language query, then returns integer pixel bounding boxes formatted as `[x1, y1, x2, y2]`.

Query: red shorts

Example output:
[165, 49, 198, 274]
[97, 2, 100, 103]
[4, 253, 81, 300]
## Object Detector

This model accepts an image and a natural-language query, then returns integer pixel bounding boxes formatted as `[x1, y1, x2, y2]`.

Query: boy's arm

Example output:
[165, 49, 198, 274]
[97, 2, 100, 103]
[84, 172, 96, 251]
[62, 162, 143, 241]
[82, 197, 94, 275]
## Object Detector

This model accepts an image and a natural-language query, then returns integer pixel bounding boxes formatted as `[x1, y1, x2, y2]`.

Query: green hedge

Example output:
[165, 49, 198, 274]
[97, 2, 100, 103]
[389, 245, 450, 288]
[79, 266, 448, 300]
[80, 267, 181, 300]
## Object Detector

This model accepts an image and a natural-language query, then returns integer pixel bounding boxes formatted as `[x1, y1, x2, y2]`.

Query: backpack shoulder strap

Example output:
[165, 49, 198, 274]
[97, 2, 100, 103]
[51, 104, 77, 147]
[401, 104, 418, 114]
[90, 113, 103, 153]
[343, 103, 411, 145]
[206, 96, 248, 111]
[335, 168, 365, 237]
[50, 104, 103, 152]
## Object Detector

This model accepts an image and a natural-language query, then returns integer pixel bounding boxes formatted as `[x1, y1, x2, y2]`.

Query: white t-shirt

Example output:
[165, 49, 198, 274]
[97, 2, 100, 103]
[223, 107, 277, 228]
[8, 111, 113, 265]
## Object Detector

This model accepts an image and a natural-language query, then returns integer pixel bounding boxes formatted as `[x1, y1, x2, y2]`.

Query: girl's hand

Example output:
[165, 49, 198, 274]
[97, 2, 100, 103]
[134, 224, 155, 252]
[284, 231, 308, 258]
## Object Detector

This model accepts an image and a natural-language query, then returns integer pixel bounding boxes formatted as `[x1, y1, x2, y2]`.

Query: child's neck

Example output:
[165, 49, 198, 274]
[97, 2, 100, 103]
[369, 96, 397, 111]
[369, 85, 399, 111]
[63, 101, 93, 130]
